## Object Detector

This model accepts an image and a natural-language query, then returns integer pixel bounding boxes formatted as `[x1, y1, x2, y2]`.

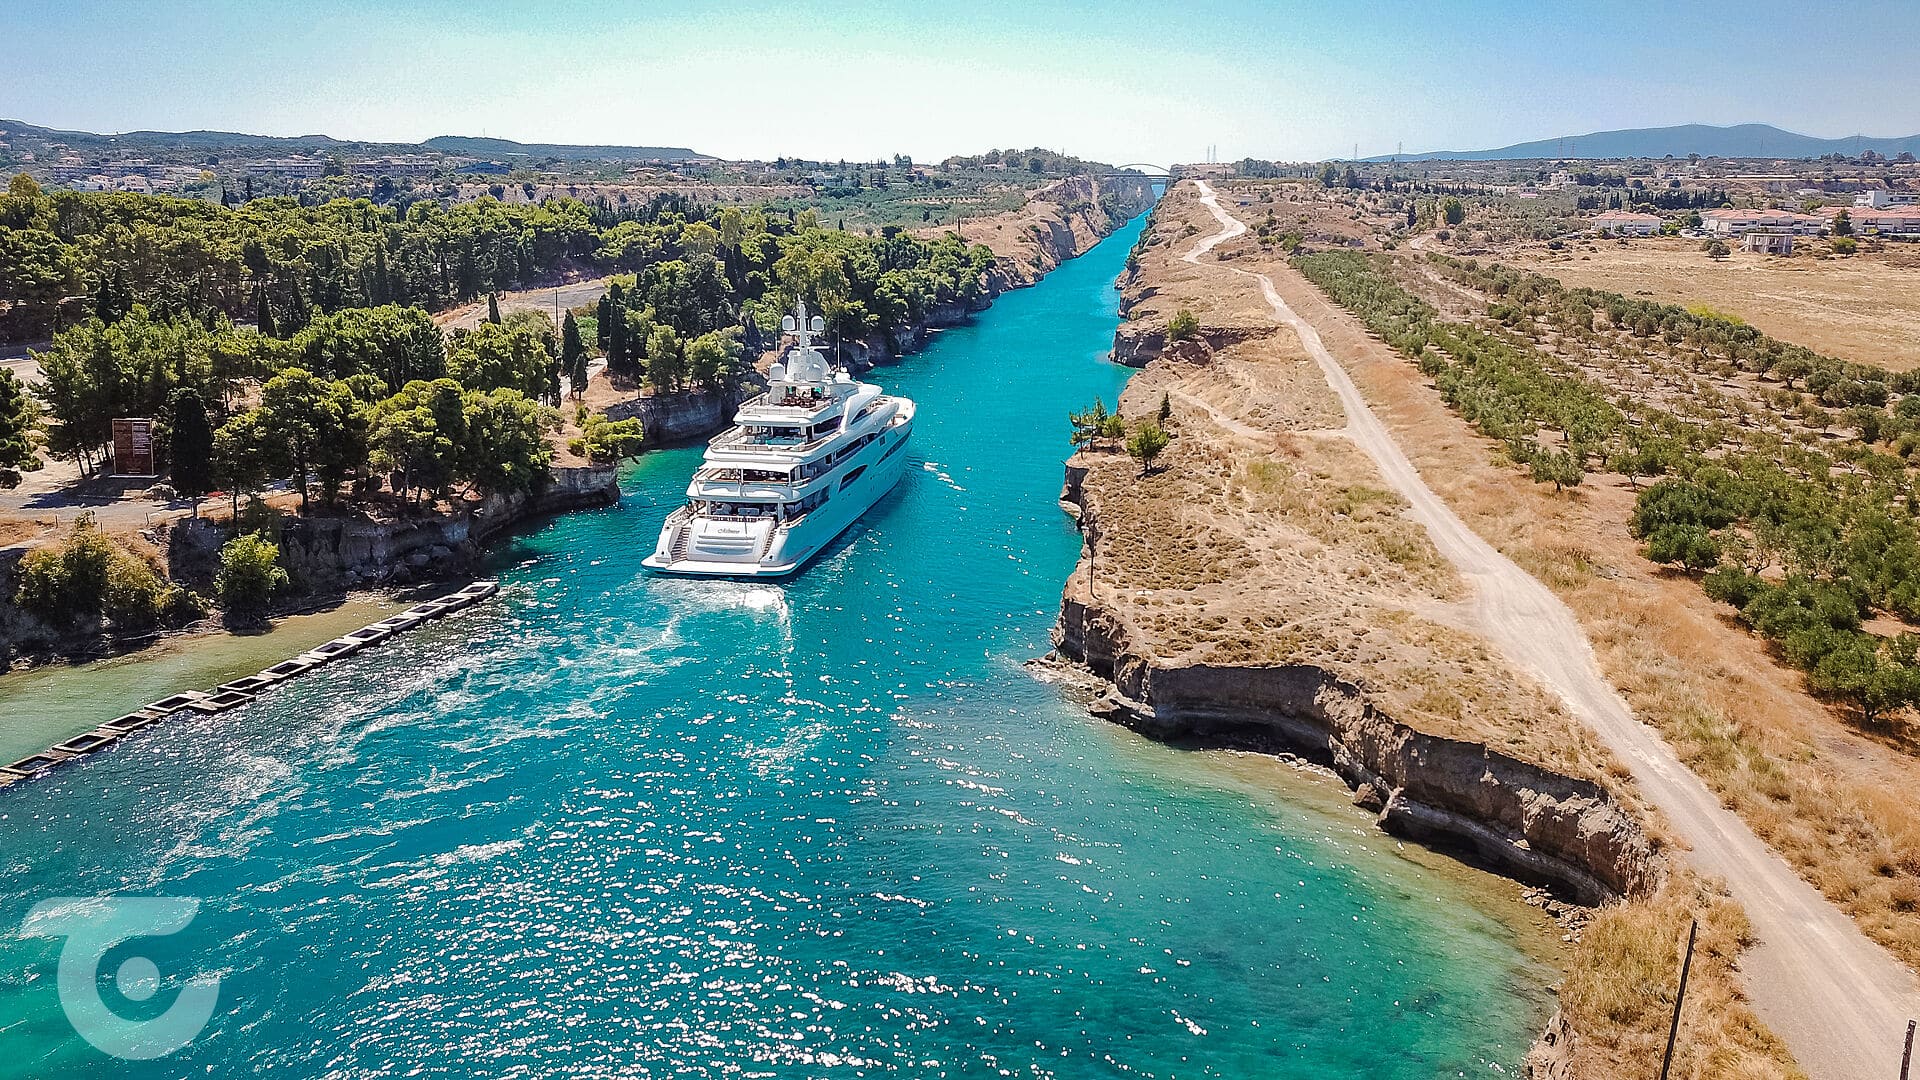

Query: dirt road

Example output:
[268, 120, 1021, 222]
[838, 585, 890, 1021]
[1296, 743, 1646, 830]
[437, 279, 612, 332]
[1185, 180, 1920, 1079]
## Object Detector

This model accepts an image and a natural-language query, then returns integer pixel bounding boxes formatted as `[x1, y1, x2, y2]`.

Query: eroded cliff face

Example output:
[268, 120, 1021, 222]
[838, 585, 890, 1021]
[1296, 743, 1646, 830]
[170, 465, 619, 595]
[1053, 465, 1660, 907]
[606, 390, 746, 447]
[982, 174, 1158, 290]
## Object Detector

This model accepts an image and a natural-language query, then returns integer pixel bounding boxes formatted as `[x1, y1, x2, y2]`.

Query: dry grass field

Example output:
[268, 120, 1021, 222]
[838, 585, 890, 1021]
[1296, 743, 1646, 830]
[1509, 237, 1920, 371]
[1090, 182, 1804, 1080]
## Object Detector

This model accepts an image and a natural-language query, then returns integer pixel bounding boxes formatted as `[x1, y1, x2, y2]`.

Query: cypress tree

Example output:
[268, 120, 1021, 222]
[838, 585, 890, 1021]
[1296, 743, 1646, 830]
[371, 245, 391, 305]
[607, 307, 629, 377]
[595, 295, 613, 349]
[288, 281, 311, 333]
[487, 292, 501, 324]
[167, 387, 216, 516]
[253, 285, 278, 338]
[570, 347, 590, 398]
[561, 312, 586, 397]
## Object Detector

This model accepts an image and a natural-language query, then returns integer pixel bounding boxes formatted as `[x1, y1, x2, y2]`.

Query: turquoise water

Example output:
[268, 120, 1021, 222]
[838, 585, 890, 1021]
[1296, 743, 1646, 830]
[0, 213, 1551, 1078]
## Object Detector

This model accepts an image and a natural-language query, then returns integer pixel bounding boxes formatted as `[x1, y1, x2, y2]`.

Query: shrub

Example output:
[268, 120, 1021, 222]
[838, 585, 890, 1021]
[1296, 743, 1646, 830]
[1644, 523, 1721, 571]
[215, 533, 289, 619]
[13, 512, 184, 630]
[1166, 309, 1200, 343]
[576, 413, 646, 463]
[1126, 420, 1170, 475]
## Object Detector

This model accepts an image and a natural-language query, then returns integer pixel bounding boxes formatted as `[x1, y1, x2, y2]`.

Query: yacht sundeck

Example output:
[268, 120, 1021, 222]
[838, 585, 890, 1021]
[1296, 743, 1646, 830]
[643, 302, 916, 577]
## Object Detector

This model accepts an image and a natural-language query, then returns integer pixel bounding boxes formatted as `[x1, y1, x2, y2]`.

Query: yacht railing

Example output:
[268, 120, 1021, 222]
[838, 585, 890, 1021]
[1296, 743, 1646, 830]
[707, 427, 838, 454]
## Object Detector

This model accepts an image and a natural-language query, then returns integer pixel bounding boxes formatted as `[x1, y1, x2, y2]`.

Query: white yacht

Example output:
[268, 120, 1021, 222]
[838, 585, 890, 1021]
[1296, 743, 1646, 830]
[643, 302, 916, 578]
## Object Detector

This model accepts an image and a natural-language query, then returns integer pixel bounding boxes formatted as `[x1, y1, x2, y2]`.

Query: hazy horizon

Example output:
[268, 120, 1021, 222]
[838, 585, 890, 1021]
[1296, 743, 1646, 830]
[6, 0, 1920, 164]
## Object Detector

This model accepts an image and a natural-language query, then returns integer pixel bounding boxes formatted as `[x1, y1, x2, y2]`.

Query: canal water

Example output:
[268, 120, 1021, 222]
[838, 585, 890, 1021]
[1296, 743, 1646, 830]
[0, 212, 1553, 1078]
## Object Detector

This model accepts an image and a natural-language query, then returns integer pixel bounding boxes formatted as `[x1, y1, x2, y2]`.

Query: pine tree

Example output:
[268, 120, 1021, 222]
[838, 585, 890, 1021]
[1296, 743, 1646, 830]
[167, 387, 216, 516]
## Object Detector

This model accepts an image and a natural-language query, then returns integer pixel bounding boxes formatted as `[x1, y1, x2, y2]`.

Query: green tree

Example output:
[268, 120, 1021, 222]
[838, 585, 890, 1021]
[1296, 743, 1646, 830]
[257, 368, 356, 513]
[0, 369, 41, 488]
[368, 378, 466, 502]
[447, 320, 554, 400]
[166, 387, 216, 515]
[1528, 447, 1584, 491]
[1068, 398, 1108, 451]
[212, 409, 281, 519]
[1644, 523, 1722, 571]
[486, 292, 502, 324]
[1441, 197, 1466, 226]
[646, 324, 686, 394]
[215, 532, 289, 623]
[561, 311, 587, 398]
[1126, 420, 1170, 475]
[1157, 392, 1172, 426]
[458, 387, 553, 495]
[1167, 309, 1199, 343]
[572, 412, 646, 463]
[1832, 209, 1853, 237]
[1806, 633, 1916, 726]
[684, 328, 746, 393]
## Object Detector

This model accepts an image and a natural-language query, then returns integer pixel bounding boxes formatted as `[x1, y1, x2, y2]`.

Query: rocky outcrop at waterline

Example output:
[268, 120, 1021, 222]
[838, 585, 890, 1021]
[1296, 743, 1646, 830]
[166, 465, 619, 595]
[1050, 463, 1661, 907]
[0, 466, 618, 668]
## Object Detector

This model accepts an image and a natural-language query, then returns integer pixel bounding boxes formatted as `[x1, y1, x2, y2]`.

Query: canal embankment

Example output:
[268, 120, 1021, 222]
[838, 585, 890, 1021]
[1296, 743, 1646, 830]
[1047, 180, 1807, 1079]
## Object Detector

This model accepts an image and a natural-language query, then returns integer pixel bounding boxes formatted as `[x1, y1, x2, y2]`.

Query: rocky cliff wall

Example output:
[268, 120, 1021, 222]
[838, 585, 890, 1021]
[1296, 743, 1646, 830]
[1052, 466, 1661, 906]
[604, 390, 747, 447]
[166, 465, 620, 596]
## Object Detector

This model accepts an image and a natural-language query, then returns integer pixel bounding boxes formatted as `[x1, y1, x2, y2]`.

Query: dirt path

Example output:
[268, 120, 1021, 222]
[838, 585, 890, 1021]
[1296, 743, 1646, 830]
[1185, 180, 1920, 1080]
[437, 278, 612, 332]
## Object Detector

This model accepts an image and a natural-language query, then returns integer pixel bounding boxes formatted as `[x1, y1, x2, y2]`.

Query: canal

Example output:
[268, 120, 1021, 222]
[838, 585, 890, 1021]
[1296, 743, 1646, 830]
[0, 209, 1553, 1077]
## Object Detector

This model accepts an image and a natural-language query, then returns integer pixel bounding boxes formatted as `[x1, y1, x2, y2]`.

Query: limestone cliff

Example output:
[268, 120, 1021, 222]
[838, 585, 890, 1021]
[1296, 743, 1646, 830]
[167, 465, 619, 595]
[1052, 460, 1660, 907]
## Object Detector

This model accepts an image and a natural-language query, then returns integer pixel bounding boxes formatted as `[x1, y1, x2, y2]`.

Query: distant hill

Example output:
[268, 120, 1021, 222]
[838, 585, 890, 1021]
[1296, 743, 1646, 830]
[0, 119, 707, 162]
[421, 135, 707, 162]
[1378, 124, 1920, 162]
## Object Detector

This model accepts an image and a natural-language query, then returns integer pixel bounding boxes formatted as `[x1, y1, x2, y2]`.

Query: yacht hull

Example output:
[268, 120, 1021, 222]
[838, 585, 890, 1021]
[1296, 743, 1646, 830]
[643, 417, 913, 579]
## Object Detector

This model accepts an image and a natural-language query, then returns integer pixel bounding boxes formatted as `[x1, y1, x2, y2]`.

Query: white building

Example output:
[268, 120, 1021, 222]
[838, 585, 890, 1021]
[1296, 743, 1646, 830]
[1856, 189, 1920, 208]
[1840, 207, 1920, 237]
[1701, 208, 1826, 237]
[1593, 210, 1663, 236]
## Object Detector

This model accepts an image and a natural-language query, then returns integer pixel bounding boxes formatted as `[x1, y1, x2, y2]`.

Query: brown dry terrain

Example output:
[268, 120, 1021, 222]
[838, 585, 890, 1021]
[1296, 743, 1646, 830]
[1088, 183, 1801, 1080]
[921, 175, 1150, 286]
[1185, 178, 1920, 1078]
[1506, 237, 1920, 371]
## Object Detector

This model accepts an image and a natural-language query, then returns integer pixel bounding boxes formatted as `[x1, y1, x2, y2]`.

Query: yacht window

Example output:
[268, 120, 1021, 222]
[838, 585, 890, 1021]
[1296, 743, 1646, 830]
[839, 466, 867, 490]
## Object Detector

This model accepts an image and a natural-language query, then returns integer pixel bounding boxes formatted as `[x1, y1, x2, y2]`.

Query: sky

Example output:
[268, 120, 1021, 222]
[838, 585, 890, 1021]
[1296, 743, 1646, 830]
[5, 0, 1919, 165]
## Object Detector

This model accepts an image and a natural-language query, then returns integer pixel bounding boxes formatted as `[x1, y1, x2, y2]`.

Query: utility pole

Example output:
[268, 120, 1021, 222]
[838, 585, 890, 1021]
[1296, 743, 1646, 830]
[1901, 1019, 1916, 1080]
[1658, 920, 1697, 1080]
